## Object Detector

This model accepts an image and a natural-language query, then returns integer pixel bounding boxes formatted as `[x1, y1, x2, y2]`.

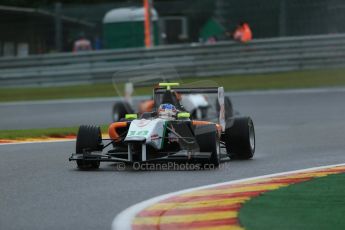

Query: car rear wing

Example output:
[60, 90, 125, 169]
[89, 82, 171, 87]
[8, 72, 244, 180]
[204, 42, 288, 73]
[154, 86, 226, 131]
[154, 87, 220, 94]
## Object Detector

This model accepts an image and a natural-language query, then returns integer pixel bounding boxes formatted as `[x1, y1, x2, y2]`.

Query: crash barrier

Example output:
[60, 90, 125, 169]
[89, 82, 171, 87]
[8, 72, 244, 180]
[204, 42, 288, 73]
[1, 33, 345, 87]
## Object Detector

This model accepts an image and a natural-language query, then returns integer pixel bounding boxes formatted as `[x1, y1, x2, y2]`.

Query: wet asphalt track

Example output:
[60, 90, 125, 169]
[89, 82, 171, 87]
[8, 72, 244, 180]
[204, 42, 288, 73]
[1, 88, 345, 230]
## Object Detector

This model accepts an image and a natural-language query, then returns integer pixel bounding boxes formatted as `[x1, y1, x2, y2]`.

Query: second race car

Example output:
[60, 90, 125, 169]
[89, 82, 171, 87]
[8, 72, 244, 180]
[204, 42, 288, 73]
[112, 83, 211, 121]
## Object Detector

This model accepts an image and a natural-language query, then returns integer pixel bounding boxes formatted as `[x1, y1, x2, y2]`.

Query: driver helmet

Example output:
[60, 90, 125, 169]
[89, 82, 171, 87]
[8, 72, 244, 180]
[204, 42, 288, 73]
[158, 103, 177, 119]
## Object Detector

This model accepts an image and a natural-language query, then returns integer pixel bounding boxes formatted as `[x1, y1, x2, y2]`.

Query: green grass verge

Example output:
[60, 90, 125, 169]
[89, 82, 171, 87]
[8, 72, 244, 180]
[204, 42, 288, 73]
[239, 173, 345, 230]
[0, 125, 109, 140]
[1, 68, 345, 102]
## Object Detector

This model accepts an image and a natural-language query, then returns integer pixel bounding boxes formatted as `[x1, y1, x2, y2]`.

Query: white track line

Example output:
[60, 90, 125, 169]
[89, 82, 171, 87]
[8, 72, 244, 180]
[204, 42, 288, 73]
[1, 87, 344, 106]
[0, 96, 149, 106]
[0, 139, 74, 146]
[228, 87, 345, 96]
[112, 162, 345, 230]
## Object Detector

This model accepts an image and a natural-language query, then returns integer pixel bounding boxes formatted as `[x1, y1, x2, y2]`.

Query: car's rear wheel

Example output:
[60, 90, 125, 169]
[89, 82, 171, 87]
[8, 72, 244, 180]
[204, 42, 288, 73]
[76, 125, 103, 169]
[224, 117, 255, 159]
[195, 124, 220, 168]
[216, 96, 233, 119]
[112, 101, 134, 122]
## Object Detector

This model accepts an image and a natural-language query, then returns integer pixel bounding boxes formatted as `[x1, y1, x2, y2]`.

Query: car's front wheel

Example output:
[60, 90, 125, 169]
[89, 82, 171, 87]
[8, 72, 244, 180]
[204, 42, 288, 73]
[224, 117, 255, 159]
[195, 124, 220, 168]
[76, 125, 103, 169]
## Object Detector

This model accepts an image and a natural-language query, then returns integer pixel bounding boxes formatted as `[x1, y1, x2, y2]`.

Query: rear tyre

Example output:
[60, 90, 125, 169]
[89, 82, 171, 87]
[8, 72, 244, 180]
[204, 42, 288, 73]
[216, 96, 233, 119]
[76, 125, 103, 169]
[195, 124, 220, 168]
[112, 102, 134, 122]
[224, 117, 255, 159]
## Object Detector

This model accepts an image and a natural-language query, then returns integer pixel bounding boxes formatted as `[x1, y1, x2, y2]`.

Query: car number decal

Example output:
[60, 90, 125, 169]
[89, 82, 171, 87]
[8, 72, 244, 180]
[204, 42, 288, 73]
[127, 130, 149, 137]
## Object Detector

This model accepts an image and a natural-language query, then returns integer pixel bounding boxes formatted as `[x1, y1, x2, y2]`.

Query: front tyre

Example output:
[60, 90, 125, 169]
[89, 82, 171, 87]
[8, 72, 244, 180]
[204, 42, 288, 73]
[76, 125, 103, 169]
[195, 124, 220, 167]
[224, 117, 255, 159]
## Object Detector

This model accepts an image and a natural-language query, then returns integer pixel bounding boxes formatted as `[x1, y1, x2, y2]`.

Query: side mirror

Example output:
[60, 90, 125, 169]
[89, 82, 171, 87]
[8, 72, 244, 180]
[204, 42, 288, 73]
[125, 114, 138, 120]
[177, 112, 190, 119]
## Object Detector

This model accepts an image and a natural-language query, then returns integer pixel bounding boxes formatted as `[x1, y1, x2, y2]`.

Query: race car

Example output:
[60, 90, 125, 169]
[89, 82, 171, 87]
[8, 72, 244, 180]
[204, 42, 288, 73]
[69, 83, 255, 169]
[112, 83, 210, 121]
